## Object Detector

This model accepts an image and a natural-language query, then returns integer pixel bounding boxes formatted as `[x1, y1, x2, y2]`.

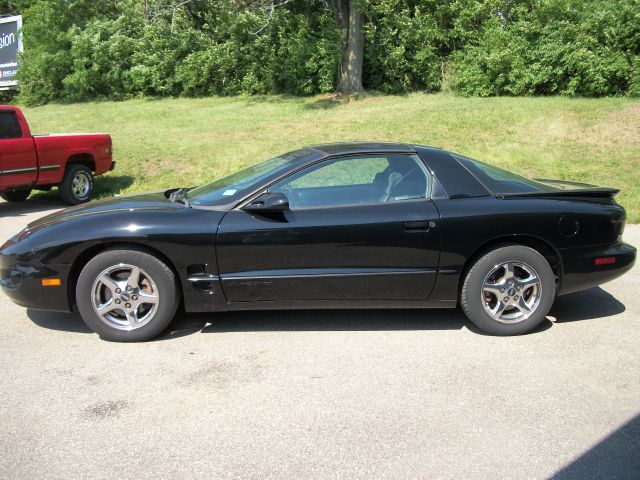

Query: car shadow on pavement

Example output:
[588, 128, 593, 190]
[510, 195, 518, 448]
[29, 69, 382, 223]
[0, 197, 65, 219]
[165, 308, 472, 340]
[27, 309, 93, 334]
[549, 413, 640, 480]
[25, 286, 625, 340]
[549, 286, 625, 322]
[0, 175, 134, 221]
[160, 286, 622, 339]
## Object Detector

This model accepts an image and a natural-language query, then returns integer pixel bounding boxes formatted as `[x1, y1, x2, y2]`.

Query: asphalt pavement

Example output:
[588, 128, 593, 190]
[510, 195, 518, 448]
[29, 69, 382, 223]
[0, 198, 639, 479]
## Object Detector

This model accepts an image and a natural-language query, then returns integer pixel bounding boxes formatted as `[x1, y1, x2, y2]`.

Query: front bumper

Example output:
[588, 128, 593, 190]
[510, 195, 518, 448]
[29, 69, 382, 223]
[558, 241, 636, 295]
[0, 250, 72, 312]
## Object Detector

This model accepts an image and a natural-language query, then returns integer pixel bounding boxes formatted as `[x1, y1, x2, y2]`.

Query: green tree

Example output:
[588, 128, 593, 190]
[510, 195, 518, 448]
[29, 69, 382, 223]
[10, 0, 639, 103]
[16, 0, 118, 103]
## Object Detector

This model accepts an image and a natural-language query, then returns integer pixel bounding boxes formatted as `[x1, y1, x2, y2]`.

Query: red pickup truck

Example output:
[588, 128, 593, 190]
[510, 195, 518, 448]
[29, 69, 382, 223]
[0, 106, 114, 205]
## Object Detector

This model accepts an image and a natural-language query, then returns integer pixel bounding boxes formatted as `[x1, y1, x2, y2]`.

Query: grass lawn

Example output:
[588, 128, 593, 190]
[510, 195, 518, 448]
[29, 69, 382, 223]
[20, 93, 640, 222]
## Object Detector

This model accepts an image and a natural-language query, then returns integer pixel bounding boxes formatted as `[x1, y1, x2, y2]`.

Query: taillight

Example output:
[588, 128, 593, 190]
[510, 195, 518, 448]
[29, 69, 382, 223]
[595, 257, 616, 266]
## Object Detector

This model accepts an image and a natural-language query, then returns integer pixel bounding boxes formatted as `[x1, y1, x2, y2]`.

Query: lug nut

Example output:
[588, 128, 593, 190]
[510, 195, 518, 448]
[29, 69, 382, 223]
[503, 297, 509, 302]
[115, 288, 121, 294]
[132, 295, 138, 300]
[125, 303, 131, 309]
[514, 295, 519, 300]
[115, 299, 121, 304]
[126, 286, 132, 292]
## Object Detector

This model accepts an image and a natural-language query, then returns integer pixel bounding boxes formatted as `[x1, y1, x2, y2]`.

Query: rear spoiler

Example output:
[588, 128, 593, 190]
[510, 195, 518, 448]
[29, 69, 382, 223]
[496, 178, 620, 199]
[499, 187, 619, 199]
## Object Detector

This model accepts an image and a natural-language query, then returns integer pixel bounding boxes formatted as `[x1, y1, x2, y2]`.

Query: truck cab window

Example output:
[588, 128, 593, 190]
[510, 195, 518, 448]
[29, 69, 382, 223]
[0, 111, 22, 139]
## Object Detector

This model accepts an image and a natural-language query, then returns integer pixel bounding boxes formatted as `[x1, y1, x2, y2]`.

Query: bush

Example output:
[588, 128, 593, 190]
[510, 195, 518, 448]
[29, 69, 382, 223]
[7, 0, 639, 103]
[450, 0, 640, 97]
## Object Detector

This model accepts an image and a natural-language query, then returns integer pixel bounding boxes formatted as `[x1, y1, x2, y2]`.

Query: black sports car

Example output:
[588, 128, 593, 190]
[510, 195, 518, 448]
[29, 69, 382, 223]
[1, 143, 636, 341]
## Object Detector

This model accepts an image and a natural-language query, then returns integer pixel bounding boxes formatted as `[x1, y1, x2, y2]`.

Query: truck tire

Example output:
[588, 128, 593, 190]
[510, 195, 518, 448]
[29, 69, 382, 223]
[58, 164, 94, 205]
[0, 189, 32, 202]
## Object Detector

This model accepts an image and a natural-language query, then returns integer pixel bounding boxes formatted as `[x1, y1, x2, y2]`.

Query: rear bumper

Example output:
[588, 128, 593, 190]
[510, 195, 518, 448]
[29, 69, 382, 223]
[0, 249, 72, 312]
[558, 242, 636, 295]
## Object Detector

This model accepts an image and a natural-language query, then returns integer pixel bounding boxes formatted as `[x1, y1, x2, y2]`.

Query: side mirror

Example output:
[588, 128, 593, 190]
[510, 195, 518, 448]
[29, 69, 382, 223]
[243, 192, 289, 212]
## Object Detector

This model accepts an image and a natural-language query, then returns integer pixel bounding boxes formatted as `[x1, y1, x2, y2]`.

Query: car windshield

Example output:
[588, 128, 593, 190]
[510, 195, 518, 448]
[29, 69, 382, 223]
[189, 148, 320, 206]
[454, 154, 558, 194]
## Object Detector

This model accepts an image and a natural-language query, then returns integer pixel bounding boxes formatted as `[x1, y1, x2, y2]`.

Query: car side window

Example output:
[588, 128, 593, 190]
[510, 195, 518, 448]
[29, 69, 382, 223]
[289, 156, 389, 189]
[270, 154, 431, 209]
[0, 110, 22, 139]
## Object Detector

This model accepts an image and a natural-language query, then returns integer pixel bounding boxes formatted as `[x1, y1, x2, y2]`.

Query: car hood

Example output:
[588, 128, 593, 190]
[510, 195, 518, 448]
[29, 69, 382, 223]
[27, 192, 183, 229]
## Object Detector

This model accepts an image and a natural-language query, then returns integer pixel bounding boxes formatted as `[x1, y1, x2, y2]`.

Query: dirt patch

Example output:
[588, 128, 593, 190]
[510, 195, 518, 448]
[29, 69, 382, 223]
[83, 400, 129, 420]
[179, 354, 266, 389]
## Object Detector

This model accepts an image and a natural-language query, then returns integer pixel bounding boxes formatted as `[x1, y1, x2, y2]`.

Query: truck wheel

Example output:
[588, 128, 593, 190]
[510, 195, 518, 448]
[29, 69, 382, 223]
[76, 249, 180, 342]
[59, 164, 94, 205]
[0, 189, 32, 202]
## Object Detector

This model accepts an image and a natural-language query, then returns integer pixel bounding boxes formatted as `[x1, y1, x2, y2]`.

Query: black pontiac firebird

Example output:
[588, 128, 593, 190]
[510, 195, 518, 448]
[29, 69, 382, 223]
[1, 143, 636, 341]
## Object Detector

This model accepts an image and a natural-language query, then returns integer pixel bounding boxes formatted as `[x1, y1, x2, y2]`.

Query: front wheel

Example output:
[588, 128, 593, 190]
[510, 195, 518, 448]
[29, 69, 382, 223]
[460, 245, 555, 335]
[58, 164, 94, 205]
[76, 249, 179, 342]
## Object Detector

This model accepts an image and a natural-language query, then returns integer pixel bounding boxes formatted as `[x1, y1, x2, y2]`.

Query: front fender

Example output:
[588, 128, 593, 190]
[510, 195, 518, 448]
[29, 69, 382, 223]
[4, 207, 228, 313]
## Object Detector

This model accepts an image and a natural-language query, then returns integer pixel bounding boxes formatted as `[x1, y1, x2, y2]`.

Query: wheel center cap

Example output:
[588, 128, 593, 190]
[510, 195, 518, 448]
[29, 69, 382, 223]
[507, 287, 516, 296]
[120, 293, 131, 302]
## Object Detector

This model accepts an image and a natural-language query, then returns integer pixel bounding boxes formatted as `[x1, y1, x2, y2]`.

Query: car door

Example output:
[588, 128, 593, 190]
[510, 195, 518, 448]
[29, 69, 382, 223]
[0, 109, 37, 188]
[216, 153, 442, 305]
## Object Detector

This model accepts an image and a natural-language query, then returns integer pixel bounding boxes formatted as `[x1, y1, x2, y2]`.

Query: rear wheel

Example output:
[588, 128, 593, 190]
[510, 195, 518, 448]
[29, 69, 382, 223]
[460, 245, 555, 335]
[1, 188, 32, 202]
[59, 164, 94, 205]
[76, 249, 179, 342]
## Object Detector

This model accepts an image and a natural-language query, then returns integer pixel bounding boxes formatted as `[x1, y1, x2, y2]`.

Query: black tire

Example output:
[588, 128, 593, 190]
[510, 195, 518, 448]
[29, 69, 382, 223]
[76, 249, 179, 342]
[0, 188, 31, 202]
[460, 245, 555, 336]
[58, 164, 94, 205]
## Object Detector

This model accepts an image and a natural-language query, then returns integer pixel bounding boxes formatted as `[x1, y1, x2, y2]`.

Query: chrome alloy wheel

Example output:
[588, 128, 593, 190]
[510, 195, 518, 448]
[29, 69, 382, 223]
[72, 171, 91, 198]
[91, 264, 159, 330]
[481, 261, 542, 324]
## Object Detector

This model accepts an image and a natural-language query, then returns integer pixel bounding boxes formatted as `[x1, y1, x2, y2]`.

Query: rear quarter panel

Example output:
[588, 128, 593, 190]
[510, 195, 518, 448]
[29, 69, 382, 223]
[33, 134, 113, 184]
[431, 195, 626, 301]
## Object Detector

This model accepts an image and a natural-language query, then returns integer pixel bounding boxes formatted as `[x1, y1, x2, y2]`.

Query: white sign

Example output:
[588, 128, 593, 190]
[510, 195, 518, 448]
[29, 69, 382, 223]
[0, 15, 22, 89]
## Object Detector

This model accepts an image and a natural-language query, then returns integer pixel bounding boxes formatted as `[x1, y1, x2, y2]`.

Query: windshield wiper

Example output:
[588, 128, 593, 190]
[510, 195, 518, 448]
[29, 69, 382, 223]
[167, 188, 191, 207]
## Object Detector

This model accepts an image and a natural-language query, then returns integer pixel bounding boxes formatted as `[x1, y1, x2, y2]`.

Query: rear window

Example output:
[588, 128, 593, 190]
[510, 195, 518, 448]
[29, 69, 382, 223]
[454, 154, 557, 194]
[0, 110, 22, 139]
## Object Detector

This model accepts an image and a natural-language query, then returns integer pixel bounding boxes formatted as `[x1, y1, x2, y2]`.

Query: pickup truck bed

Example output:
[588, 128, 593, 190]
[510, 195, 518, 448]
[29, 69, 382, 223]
[0, 106, 114, 205]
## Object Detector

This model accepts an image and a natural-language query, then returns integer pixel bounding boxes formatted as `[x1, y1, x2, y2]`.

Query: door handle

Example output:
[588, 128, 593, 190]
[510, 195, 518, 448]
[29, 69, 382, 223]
[404, 221, 435, 231]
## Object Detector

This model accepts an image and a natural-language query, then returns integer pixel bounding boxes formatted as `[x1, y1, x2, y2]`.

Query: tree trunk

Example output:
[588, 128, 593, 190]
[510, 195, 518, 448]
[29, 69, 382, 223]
[142, 0, 149, 21]
[335, 0, 364, 96]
